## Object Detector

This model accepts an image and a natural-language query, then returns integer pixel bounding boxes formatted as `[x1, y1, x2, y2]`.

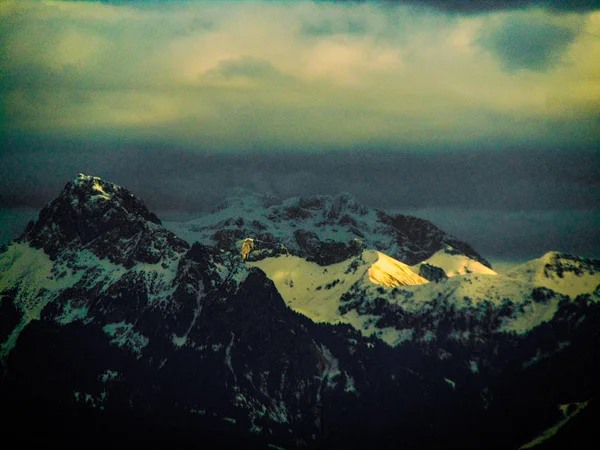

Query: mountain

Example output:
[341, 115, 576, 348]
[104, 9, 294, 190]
[165, 189, 491, 267]
[1, 175, 600, 450]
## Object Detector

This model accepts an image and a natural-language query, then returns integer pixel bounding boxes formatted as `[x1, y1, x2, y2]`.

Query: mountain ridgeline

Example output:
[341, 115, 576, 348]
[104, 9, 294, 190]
[166, 188, 491, 267]
[1, 175, 599, 450]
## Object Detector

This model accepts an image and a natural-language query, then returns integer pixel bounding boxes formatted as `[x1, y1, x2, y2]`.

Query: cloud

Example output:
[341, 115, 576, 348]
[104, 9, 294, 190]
[1, 1, 599, 150]
[323, 1, 600, 14]
[94, 2, 600, 14]
[478, 12, 580, 71]
[1, 1, 598, 260]
[206, 57, 288, 82]
[2, 138, 598, 211]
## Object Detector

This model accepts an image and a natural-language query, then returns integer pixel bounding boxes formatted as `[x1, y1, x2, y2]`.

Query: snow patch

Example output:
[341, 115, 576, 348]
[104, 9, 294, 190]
[71, 249, 127, 291]
[344, 372, 357, 393]
[103, 322, 149, 357]
[469, 360, 479, 374]
[519, 401, 589, 449]
[0, 243, 85, 358]
[375, 327, 415, 347]
[99, 369, 120, 383]
[318, 344, 341, 389]
[55, 300, 89, 325]
[367, 251, 428, 287]
[500, 298, 561, 335]
[172, 335, 187, 347]
[225, 332, 238, 388]
[249, 250, 424, 326]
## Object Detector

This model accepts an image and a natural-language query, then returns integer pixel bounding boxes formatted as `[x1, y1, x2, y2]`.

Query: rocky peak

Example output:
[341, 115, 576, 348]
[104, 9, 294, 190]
[210, 188, 280, 214]
[20, 174, 188, 267]
[378, 212, 492, 268]
[325, 192, 368, 219]
[277, 193, 367, 221]
[297, 194, 328, 210]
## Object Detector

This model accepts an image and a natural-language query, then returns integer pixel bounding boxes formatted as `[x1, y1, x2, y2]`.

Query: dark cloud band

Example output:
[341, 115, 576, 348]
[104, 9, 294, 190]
[48, 1, 600, 13]
[323, 1, 600, 13]
[1, 136, 598, 213]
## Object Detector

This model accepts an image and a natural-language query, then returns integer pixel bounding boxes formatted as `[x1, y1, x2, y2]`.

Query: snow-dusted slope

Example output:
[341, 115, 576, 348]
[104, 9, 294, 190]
[165, 190, 491, 267]
[249, 248, 529, 344]
[248, 250, 426, 326]
[506, 252, 600, 298]
[0, 175, 194, 359]
[413, 246, 498, 277]
[250, 246, 600, 341]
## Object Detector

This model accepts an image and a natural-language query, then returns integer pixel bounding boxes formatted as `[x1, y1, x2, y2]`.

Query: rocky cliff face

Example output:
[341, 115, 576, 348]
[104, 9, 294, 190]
[1, 176, 599, 450]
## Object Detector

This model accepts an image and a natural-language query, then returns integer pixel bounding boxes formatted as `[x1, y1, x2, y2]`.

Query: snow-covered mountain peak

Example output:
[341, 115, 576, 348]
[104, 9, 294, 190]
[507, 251, 600, 298]
[19, 174, 188, 267]
[413, 247, 498, 278]
[32, 173, 161, 225]
[325, 192, 368, 219]
[73, 174, 114, 201]
[3, 177, 600, 449]
[538, 251, 593, 269]
[210, 188, 281, 214]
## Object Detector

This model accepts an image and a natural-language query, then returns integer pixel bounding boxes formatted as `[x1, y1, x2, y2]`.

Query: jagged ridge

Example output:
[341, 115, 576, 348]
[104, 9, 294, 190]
[20, 174, 188, 268]
[166, 190, 491, 267]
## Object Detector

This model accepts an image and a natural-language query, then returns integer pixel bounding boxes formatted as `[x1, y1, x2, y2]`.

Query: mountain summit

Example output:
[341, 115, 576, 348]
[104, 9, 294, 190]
[20, 174, 188, 267]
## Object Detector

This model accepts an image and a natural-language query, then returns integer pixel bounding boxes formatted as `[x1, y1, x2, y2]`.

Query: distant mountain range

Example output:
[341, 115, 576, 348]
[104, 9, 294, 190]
[165, 188, 491, 267]
[1, 174, 599, 449]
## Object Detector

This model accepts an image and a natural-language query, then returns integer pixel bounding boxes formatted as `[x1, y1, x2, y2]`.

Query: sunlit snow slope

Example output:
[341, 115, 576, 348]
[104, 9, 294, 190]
[250, 247, 600, 342]
[248, 250, 427, 342]
[507, 252, 600, 298]
[413, 246, 497, 277]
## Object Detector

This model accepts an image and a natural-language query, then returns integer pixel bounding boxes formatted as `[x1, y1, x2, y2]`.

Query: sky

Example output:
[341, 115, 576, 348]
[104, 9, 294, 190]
[1, 0, 599, 264]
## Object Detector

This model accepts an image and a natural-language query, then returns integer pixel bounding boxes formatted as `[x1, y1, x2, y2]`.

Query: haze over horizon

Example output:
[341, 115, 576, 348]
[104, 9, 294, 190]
[1, 0, 599, 263]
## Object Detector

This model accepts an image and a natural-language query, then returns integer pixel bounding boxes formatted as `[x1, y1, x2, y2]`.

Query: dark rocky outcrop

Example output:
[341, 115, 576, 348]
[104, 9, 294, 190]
[419, 263, 448, 282]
